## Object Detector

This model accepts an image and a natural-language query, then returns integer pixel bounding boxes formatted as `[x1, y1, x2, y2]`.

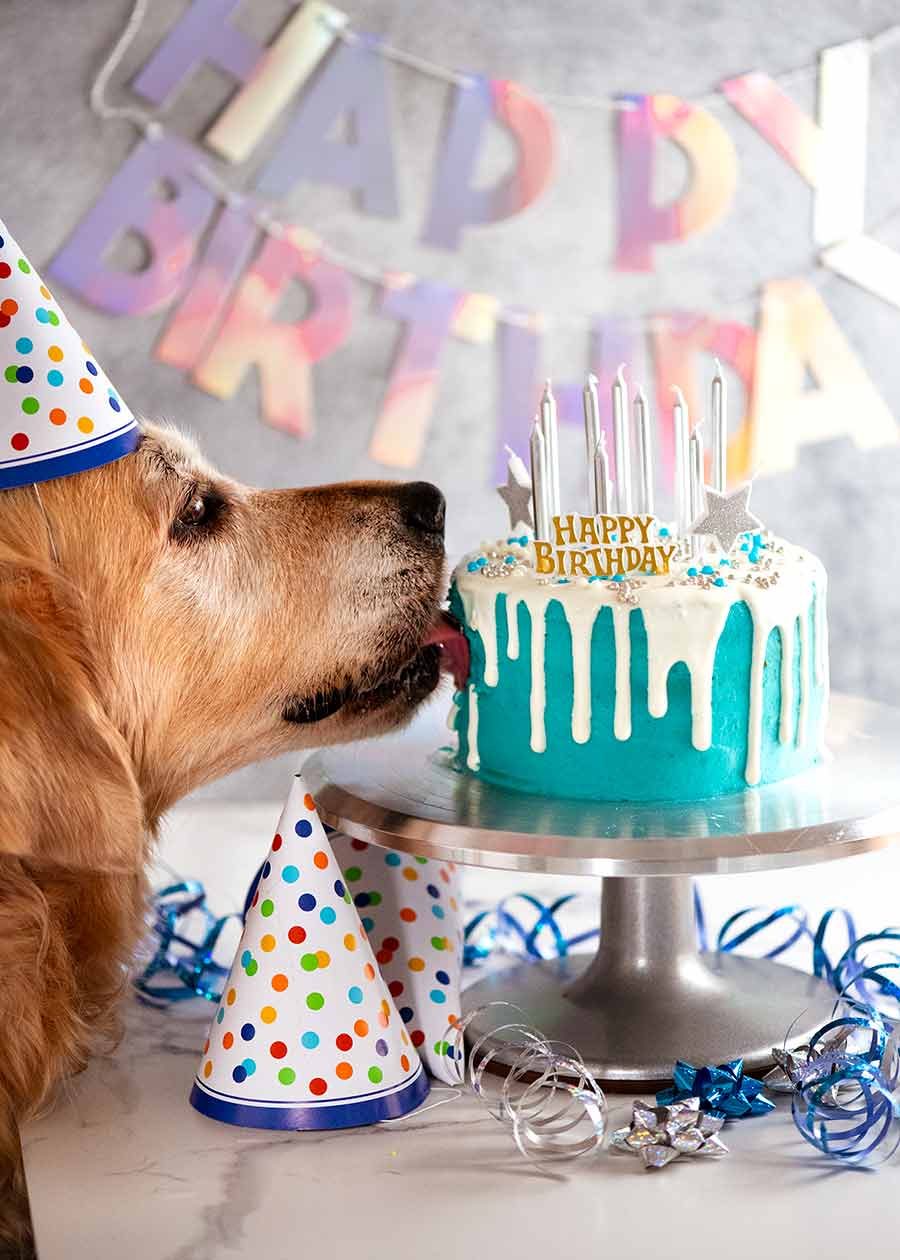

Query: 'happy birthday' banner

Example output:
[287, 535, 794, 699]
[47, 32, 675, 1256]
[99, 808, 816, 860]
[49, 1, 900, 483]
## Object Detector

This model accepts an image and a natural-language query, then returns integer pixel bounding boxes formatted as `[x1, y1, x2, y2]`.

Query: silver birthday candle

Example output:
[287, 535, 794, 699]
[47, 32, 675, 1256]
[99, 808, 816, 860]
[594, 431, 611, 516]
[689, 427, 706, 559]
[583, 373, 601, 512]
[711, 358, 727, 494]
[530, 419, 550, 541]
[672, 385, 690, 538]
[540, 379, 560, 518]
[633, 385, 654, 516]
[612, 364, 632, 514]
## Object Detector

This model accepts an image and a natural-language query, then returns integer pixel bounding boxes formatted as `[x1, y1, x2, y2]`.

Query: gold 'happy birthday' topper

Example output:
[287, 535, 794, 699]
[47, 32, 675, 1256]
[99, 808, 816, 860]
[534, 514, 677, 579]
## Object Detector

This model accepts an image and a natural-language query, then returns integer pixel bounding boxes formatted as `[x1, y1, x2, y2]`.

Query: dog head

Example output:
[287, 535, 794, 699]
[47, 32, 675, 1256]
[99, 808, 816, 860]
[0, 424, 461, 845]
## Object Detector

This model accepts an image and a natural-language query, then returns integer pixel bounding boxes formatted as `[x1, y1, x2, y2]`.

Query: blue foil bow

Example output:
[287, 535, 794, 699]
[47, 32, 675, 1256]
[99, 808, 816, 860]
[657, 1059, 775, 1119]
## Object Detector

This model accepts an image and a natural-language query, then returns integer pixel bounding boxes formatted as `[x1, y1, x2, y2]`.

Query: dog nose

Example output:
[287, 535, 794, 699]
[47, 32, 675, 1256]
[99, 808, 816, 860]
[398, 481, 445, 537]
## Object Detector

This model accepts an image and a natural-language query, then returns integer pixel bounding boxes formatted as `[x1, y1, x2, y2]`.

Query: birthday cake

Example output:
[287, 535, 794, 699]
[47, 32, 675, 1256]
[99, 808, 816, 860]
[447, 370, 829, 802]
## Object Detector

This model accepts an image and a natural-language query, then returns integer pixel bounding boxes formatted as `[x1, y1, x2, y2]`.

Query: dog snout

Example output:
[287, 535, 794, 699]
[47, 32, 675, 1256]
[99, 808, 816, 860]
[397, 481, 445, 539]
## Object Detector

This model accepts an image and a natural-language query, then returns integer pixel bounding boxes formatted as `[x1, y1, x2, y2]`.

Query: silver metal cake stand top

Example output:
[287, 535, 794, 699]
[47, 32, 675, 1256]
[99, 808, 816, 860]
[305, 693, 900, 1086]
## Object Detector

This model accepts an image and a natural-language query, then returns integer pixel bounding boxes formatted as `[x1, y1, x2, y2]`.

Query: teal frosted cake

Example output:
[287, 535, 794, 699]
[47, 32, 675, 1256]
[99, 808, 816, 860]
[448, 531, 828, 801]
[446, 373, 829, 803]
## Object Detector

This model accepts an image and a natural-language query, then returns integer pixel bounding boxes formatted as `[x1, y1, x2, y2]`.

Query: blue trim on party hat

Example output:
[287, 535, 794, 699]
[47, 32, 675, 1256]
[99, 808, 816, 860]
[0, 214, 140, 490]
[0, 420, 139, 489]
[189, 1060, 429, 1131]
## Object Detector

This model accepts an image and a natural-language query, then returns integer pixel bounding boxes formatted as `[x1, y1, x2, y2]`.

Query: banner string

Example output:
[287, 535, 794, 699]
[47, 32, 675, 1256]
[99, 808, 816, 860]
[327, 14, 900, 113]
[87, 0, 900, 335]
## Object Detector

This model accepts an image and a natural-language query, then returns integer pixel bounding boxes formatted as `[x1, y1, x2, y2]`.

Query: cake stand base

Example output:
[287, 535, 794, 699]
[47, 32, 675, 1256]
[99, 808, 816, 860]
[462, 874, 835, 1088]
[306, 695, 899, 1089]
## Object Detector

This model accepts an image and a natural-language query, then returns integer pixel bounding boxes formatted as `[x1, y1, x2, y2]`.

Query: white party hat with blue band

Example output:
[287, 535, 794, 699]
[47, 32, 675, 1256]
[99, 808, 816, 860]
[190, 776, 429, 1131]
[0, 217, 138, 490]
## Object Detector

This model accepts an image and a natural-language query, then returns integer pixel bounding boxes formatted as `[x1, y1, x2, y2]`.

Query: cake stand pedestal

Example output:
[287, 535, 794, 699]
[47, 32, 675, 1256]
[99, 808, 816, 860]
[305, 693, 900, 1088]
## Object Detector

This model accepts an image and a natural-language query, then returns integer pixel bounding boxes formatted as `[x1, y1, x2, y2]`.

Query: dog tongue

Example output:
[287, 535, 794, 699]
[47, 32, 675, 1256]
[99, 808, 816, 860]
[422, 612, 470, 690]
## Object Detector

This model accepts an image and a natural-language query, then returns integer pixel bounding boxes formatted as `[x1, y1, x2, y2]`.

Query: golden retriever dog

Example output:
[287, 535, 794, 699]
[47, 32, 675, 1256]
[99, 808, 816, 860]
[0, 424, 459, 1256]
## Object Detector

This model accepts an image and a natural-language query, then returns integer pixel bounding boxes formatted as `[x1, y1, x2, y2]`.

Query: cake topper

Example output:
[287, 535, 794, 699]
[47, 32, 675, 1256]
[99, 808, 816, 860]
[689, 483, 763, 554]
[496, 445, 534, 532]
[497, 362, 767, 572]
[534, 513, 677, 579]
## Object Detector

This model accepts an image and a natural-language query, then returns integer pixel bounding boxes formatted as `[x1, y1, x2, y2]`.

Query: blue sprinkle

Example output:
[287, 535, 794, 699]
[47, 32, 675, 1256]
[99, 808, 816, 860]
[475, 557, 487, 568]
[740, 543, 749, 553]
[701, 565, 715, 575]
[612, 573, 624, 582]
[687, 567, 698, 578]
[504, 555, 515, 565]
[517, 535, 528, 546]
[556, 578, 569, 584]
[714, 577, 726, 587]
[466, 561, 479, 572]
[658, 527, 670, 537]
[719, 558, 731, 566]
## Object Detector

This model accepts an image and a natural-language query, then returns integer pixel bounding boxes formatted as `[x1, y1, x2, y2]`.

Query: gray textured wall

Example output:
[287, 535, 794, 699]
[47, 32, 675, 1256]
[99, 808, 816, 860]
[3, 0, 899, 800]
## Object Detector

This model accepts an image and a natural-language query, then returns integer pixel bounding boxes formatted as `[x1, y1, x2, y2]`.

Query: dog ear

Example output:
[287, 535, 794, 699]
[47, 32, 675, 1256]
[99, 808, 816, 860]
[0, 560, 144, 872]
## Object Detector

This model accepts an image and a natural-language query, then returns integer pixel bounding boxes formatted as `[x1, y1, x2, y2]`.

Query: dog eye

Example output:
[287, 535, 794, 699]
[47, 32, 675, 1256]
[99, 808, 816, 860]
[171, 489, 227, 542]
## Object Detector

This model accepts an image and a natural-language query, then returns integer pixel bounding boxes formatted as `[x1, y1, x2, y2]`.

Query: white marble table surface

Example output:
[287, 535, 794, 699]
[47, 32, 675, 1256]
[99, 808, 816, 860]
[21, 801, 900, 1260]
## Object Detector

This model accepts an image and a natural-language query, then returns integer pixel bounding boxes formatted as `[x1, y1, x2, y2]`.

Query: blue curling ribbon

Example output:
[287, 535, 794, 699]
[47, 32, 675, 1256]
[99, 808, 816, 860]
[716, 904, 809, 959]
[462, 887, 857, 986]
[790, 1006, 900, 1164]
[463, 892, 597, 966]
[831, 931, 900, 1019]
[657, 1059, 775, 1119]
[134, 881, 241, 1006]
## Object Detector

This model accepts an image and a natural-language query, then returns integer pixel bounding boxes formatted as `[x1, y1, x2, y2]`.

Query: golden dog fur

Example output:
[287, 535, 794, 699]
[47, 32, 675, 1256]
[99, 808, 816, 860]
[0, 425, 447, 1256]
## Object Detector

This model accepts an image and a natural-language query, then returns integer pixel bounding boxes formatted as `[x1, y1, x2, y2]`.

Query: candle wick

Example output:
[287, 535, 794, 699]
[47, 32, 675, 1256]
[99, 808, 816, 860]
[713, 356, 723, 377]
[671, 384, 687, 408]
[616, 362, 626, 388]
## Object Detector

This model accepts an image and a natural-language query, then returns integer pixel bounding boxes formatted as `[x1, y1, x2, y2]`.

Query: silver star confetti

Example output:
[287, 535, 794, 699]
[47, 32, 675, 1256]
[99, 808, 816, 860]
[764, 1027, 853, 1097]
[611, 1098, 729, 1170]
[688, 483, 762, 555]
[496, 449, 534, 532]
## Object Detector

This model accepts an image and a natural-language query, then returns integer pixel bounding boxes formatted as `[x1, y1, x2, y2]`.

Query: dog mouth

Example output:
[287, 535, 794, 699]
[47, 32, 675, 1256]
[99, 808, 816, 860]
[281, 611, 470, 726]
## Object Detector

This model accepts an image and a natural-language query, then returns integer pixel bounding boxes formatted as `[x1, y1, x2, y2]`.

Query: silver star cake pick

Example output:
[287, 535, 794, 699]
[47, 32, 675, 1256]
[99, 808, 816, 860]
[496, 445, 534, 532]
[688, 483, 762, 554]
[611, 1098, 729, 1170]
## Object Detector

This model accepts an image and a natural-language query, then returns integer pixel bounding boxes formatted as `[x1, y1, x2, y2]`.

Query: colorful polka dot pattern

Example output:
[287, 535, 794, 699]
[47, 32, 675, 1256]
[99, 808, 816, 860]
[193, 778, 423, 1122]
[0, 218, 136, 486]
[330, 833, 463, 1074]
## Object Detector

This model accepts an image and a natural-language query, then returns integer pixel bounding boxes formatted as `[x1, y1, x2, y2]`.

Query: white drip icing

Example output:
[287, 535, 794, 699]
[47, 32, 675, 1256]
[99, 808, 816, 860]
[506, 592, 523, 660]
[611, 605, 632, 741]
[797, 607, 810, 747]
[454, 540, 826, 786]
[778, 619, 794, 744]
[642, 594, 733, 751]
[564, 601, 596, 743]
[744, 615, 767, 786]
[466, 684, 480, 770]
[528, 594, 550, 752]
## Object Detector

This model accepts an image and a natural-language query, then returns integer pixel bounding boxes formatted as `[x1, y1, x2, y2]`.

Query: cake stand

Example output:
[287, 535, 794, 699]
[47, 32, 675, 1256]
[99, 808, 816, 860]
[304, 693, 900, 1088]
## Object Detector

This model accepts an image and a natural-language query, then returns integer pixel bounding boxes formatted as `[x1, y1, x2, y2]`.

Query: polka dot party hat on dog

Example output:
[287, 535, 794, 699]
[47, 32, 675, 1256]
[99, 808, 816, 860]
[190, 776, 429, 1130]
[0, 217, 138, 489]
[330, 833, 463, 1076]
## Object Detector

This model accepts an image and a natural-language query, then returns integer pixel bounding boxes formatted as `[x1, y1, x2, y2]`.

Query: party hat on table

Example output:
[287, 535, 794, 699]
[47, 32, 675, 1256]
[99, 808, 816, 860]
[190, 776, 429, 1130]
[330, 833, 463, 1075]
[0, 217, 138, 489]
